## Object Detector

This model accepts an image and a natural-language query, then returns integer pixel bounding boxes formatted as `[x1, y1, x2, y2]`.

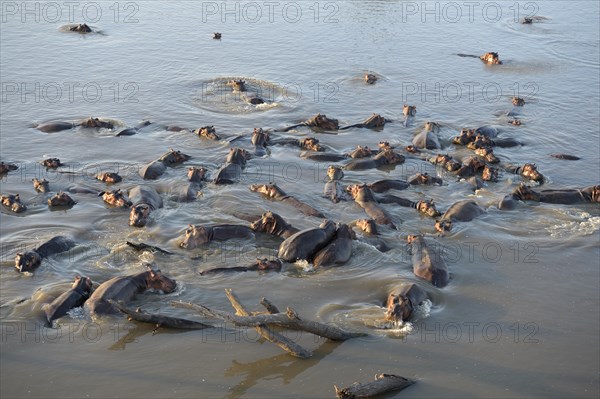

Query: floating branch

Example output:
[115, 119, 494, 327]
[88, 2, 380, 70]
[334, 374, 414, 398]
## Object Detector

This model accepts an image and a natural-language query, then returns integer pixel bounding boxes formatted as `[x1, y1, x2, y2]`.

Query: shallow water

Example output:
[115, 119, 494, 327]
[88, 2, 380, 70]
[1, 1, 599, 398]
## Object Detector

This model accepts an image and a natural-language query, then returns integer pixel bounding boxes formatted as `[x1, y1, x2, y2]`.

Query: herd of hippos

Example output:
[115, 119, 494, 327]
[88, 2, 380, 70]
[1, 24, 599, 343]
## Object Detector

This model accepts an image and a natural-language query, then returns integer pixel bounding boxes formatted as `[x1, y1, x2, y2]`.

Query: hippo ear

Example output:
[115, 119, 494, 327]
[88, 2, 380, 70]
[98, 191, 105, 197]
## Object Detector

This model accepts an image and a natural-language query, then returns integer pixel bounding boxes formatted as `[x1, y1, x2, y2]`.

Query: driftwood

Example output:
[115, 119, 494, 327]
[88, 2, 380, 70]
[334, 374, 414, 398]
[110, 301, 213, 330]
[171, 289, 367, 358]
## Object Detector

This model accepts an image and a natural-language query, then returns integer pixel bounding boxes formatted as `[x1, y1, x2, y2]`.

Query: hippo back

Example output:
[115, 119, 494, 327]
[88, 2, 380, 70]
[278, 221, 336, 262]
[129, 186, 163, 209]
[86, 272, 149, 315]
[442, 200, 484, 222]
[35, 236, 76, 259]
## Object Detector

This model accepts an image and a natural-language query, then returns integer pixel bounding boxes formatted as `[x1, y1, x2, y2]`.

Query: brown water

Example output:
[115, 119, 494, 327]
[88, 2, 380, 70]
[1, 1, 599, 398]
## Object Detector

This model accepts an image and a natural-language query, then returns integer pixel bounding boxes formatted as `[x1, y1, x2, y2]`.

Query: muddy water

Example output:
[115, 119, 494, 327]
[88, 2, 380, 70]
[1, 1, 599, 398]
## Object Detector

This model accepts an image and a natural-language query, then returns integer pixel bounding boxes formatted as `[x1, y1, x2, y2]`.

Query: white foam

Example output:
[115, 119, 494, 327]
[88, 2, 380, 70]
[547, 211, 600, 238]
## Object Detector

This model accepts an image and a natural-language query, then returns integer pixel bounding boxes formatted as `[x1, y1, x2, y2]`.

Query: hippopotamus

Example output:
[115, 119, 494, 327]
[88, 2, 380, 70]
[213, 32, 222, 39]
[327, 165, 344, 181]
[68, 23, 92, 33]
[43, 276, 93, 326]
[114, 120, 153, 137]
[0, 162, 18, 174]
[282, 113, 339, 132]
[250, 128, 270, 156]
[408, 173, 442, 186]
[278, 220, 337, 262]
[227, 79, 246, 92]
[455, 157, 487, 179]
[42, 158, 63, 168]
[250, 183, 326, 218]
[85, 267, 177, 316]
[1, 194, 26, 213]
[407, 234, 448, 288]
[96, 172, 122, 183]
[271, 137, 324, 152]
[214, 148, 251, 185]
[412, 129, 440, 150]
[364, 73, 378, 84]
[140, 149, 191, 180]
[403, 105, 416, 117]
[79, 117, 114, 129]
[323, 166, 346, 203]
[48, 192, 76, 208]
[505, 163, 544, 184]
[384, 283, 428, 324]
[377, 195, 441, 218]
[480, 52, 502, 64]
[346, 184, 397, 229]
[509, 119, 522, 126]
[550, 154, 580, 161]
[352, 218, 391, 252]
[430, 154, 461, 172]
[250, 211, 299, 239]
[302, 151, 348, 162]
[32, 178, 50, 193]
[200, 258, 282, 275]
[100, 189, 132, 208]
[129, 186, 163, 227]
[313, 224, 354, 267]
[434, 200, 485, 233]
[34, 121, 75, 133]
[512, 97, 525, 106]
[500, 183, 600, 207]
[15, 236, 76, 273]
[194, 126, 220, 140]
[467, 134, 521, 149]
[340, 114, 389, 130]
[367, 179, 410, 193]
[126, 241, 172, 255]
[474, 147, 500, 164]
[179, 224, 254, 249]
[188, 167, 208, 182]
[344, 149, 405, 171]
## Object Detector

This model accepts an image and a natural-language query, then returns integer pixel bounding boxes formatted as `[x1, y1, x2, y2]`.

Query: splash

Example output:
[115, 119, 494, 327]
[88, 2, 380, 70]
[547, 211, 600, 238]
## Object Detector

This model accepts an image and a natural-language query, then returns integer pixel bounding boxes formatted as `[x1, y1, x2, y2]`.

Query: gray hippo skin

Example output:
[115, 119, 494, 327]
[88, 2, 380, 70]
[43, 276, 93, 325]
[250, 183, 326, 218]
[15, 236, 76, 273]
[313, 224, 353, 267]
[85, 268, 176, 316]
[129, 186, 163, 227]
[214, 148, 250, 185]
[278, 220, 337, 262]
[179, 224, 254, 249]
[407, 234, 448, 288]
[250, 211, 300, 239]
[200, 258, 282, 275]
[385, 283, 428, 323]
[344, 149, 405, 171]
[346, 184, 397, 229]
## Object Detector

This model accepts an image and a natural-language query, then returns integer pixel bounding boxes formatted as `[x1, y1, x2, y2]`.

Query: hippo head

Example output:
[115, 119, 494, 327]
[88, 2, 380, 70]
[145, 267, 177, 293]
[482, 166, 499, 182]
[251, 128, 269, 147]
[327, 165, 344, 181]
[312, 114, 339, 130]
[336, 224, 355, 239]
[378, 142, 392, 151]
[475, 148, 499, 164]
[300, 137, 323, 152]
[129, 204, 151, 227]
[2, 194, 26, 213]
[179, 224, 210, 249]
[364, 73, 377, 84]
[256, 258, 283, 271]
[480, 52, 502, 65]
[416, 199, 441, 218]
[251, 212, 279, 234]
[160, 149, 191, 166]
[467, 134, 493, 150]
[228, 80, 246, 92]
[402, 105, 416, 117]
[226, 148, 250, 166]
[521, 163, 544, 183]
[348, 145, 372, 159]
[48, 192, 76, 208]
[32, 178, 50, 193]
[96, 172, 122, 183]
[250, 183, 285, 199]
[345, 184, 373, 202]
[213, 32, 221, 39]
[72, 275, 93, 296]
[14, 251, 42, 273]
[81, 117, 113, 129]
[188, 167, 207, 182]
[512, 97, 525, 106]
[435, 219, 452, 233]
[70, 23, 92, 33]
[410, 173, 434, 185]
[446, 160, 461, 172]
[432, 154, 452, 166]
[196, 126, 220, 140]
[522, 17, 533, 24]
[365, 113, 386, 127]
[591, 186, 600, 203]
[378, 149, 405, 165]
[513, 183, 540, 201]
[509, 119, 522, 126]
[464, 157, 486, 173]
[42, 158, 62, 168]
[406, 234, 422, 245]
[452, 128, 476, 145]
[101, 189, 132, 208]
[355, 218, 378, 235]
[385, 292, 413, 323]
[424, 121, 440, 132]
[405, 145, 421, 154]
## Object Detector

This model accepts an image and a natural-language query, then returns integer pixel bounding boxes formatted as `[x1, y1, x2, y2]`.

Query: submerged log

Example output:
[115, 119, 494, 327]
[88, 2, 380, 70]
[334, 374, 414, 398]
